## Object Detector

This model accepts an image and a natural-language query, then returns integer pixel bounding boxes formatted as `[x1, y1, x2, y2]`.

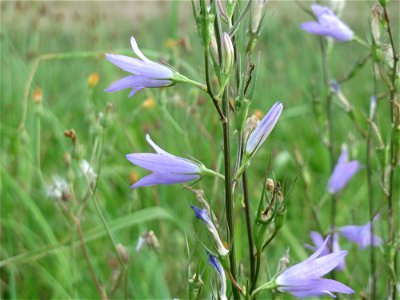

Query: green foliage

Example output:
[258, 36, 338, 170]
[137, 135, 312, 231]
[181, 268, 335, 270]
[1, 1, 398, 299]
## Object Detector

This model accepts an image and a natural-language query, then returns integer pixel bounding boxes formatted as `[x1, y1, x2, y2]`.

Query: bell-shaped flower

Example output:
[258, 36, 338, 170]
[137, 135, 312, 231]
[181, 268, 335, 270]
[191, 205, 229, 256]
[276, 236, 354, 298]
[105, 36, 175, 97]
[245, 102, 283, 156]
[327, 146, 361, 194]
[300, 4, 354, 41]
[126, 134, 202, 188]
[305, 231, 345, 271]
[340, 214, 382, 249]
[207, 253, 227, 300]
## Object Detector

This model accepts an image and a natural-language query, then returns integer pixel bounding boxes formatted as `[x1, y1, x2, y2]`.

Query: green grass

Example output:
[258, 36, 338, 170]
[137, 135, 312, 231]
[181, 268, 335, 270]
[1, 1, 399, 299]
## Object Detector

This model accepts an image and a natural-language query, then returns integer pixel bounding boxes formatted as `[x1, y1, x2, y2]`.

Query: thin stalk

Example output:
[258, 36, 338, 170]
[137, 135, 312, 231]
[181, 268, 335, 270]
[76, 219, 108, 300]
[368, 62, 378, 299]
[242, 171, 256, 284]
[383, 7, 399, 299]
[222, 89, 239, 299]
[320, 37, 337, 266]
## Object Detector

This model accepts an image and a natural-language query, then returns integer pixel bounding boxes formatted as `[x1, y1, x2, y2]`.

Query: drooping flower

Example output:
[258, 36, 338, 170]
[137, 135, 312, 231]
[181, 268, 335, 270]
[340, 214, 382, 249]
[300, 4, 354, 41]
[245, 102, 283, 156]
[305, 231, 345, 271]
[327, 146, 361, 194]
[105, 36, 175, 97]
[276, 236, 354, 298]
[207, 253, 227, 300]
[191, 205, 229, 256]
[126, 134, 202, 188]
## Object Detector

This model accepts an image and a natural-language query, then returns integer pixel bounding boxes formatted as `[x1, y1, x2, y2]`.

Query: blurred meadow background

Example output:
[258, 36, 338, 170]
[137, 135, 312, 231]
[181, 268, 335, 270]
[1, 0, 399, 299]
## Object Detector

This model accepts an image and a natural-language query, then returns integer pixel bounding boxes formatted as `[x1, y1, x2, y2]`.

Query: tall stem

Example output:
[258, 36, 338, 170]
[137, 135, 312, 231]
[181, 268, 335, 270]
[320, 38, 337, 264]
[242, 171, 256, 284]
[222, 89, 238, 299]
[368, 63, 378, 299]
[383, 8, 399, 299]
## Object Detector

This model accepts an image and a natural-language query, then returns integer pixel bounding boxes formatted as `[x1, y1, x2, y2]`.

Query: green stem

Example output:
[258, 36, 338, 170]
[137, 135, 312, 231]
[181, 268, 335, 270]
[201, 166, 225, 180]
[242, 171, 256, 285]
[383, 7, 399, 299]
[320, 37, 337, 272]
[250, 279, 276, 299]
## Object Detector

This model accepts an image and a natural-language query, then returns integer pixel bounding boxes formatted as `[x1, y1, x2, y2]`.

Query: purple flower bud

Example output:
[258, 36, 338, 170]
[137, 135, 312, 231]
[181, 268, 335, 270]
[207, 253, 227, 300]
[340, 214, 382, 249]
[191, 206, 229, 256]
[222, 32, 234, 75]
[105, 37, 174, 97]
[327, 146, 361, 194]
[301, 4, 354, 41]
[276, 236, 354, 298]
[126, 134, 201, 188]
[245, 102, 283, 156]
[305, 231, 345, 271]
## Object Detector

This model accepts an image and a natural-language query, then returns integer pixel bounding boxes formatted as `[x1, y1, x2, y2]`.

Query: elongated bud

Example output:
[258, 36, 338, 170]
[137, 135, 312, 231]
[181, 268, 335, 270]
[222, 32, 234, 75]
[216, 0, 229, 24]
[251, 0, 268, 34]
[370, 4, 383, 44]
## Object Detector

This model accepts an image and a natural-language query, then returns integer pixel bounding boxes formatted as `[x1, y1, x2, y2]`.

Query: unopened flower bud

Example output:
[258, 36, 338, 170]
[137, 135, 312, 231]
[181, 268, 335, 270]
[382, 44, 394, 68]
[216, 0, 229, 24]
[251, 0, 268, 34]
[64, 152, 72, 167]
[116, 243, 130, 263]
[222, 32, 234, 75]
[370, 4, 383, 44]
[265, 178, 275, 191]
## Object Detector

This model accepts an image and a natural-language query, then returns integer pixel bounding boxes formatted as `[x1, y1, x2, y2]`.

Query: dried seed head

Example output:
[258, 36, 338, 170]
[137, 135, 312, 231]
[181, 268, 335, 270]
[64, 129, 77, 144]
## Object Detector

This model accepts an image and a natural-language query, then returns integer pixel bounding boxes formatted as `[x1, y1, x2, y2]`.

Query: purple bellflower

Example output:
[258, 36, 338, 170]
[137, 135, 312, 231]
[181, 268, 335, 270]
[340, 214, 382, 249]
[191, 205, 229, 256]
[327, 146, 361, 194]
[245, 102, 283, 156]
[126, 134, 202, 188]
[105, 36, 175, 97]
[276, 236, 354, 298]
[301, 4, 354, 41]
[207, 253, 227, 300]
[305, 231, 345, 271]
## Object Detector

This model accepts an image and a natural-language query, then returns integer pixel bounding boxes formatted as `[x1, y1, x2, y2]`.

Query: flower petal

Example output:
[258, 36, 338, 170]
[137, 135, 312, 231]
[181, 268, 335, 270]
[279, 250, 348, 284]
[131, 173, 199, 188]
[126, 153, 200, 174]
[130, 36, 151, 63]
[145, 134, 175, 157]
